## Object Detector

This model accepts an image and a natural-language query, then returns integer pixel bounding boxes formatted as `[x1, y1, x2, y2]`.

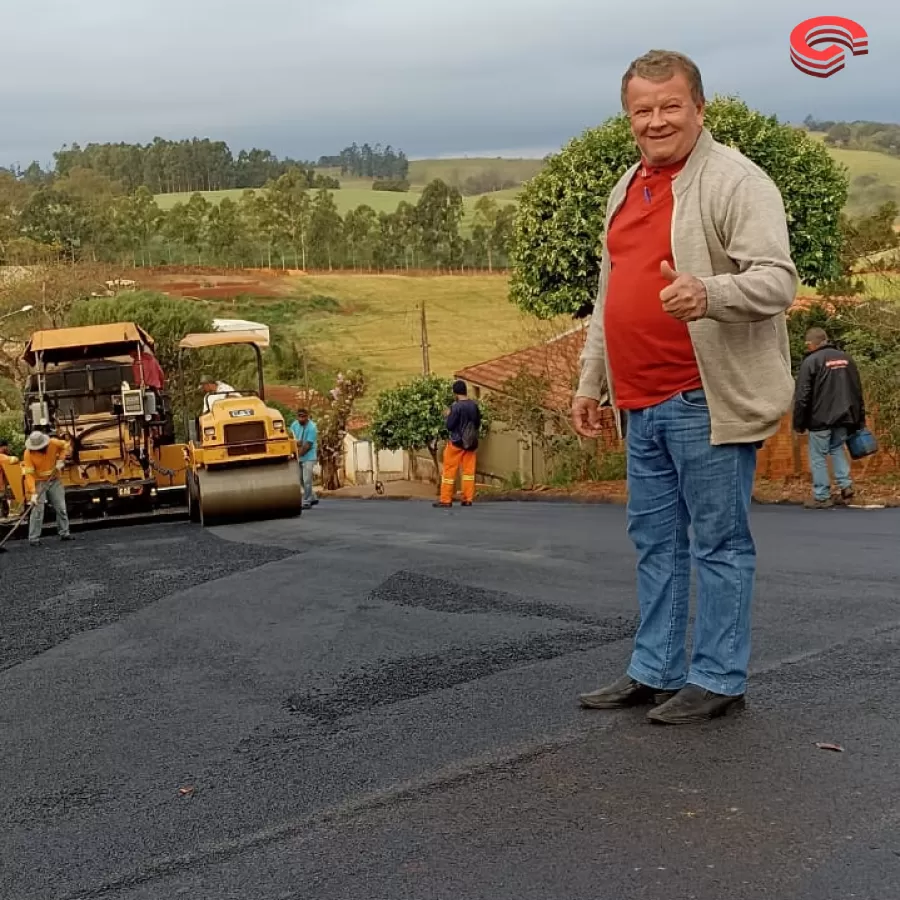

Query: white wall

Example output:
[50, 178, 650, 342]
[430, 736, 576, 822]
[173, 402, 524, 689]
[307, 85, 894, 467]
[342, 433, 407, 485]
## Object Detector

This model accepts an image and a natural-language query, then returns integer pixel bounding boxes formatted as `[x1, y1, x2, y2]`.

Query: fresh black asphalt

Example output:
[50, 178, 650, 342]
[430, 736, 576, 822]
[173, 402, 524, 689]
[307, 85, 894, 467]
[1, 500, 898, 899]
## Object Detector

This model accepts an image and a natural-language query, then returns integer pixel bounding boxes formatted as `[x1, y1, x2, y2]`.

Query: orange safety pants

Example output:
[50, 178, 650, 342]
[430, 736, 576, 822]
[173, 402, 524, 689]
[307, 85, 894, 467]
[440, 443, 477, 504]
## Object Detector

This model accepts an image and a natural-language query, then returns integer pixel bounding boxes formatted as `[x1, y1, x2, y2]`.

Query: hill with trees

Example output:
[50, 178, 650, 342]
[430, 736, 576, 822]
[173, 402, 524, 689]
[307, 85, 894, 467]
[3, 114, 900, 275]
[0, 165, 516, 272]
[804, 117, 900, 156]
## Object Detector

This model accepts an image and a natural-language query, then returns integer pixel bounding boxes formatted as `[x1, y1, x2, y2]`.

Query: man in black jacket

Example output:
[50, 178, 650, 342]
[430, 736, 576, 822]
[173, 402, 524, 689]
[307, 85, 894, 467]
[434, 380, 481, 509]
[792, 327, 865, 509]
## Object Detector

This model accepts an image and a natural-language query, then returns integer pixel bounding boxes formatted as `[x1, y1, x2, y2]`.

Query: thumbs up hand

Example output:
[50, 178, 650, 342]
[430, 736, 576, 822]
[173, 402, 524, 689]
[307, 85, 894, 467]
[659, 260, 708, 322]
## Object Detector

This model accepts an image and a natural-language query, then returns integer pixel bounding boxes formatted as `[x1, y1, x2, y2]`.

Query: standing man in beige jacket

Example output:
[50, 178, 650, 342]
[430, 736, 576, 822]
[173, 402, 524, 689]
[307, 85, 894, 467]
[574, 50, 797, 724]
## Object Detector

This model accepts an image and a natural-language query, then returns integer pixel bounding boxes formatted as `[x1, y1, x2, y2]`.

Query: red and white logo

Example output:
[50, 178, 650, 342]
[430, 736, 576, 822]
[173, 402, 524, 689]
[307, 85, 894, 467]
[790, 16, 868, 78]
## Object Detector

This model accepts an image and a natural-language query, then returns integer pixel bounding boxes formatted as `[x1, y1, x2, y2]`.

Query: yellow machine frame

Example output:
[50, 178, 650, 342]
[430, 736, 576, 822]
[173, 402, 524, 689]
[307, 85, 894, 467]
[3, 322, 187, 523]
[178, 332, 304, 526]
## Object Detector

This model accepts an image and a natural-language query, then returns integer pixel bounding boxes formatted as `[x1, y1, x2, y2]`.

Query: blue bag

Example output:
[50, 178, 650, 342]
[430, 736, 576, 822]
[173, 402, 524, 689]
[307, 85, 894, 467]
[846, 427, 878, 460]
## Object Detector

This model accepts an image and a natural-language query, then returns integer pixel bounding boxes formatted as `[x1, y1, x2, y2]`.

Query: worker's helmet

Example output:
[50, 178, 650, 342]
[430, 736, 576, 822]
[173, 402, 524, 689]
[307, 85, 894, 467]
[25, 431, 50, 452]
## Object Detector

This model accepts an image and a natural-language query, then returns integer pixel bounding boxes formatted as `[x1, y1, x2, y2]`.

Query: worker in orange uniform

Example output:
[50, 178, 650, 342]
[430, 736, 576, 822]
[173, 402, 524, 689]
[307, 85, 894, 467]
[434, 380, 481, 509]
[22, 431, 73, 547]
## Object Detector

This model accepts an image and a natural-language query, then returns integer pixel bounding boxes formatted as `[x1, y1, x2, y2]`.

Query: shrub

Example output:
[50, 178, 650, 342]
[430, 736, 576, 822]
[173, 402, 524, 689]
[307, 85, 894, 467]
[510, 97, 849, 319]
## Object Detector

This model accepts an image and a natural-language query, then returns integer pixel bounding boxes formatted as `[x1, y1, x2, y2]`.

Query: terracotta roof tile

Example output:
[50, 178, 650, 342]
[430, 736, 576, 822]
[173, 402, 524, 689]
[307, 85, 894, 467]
[455, 326, 587, 411]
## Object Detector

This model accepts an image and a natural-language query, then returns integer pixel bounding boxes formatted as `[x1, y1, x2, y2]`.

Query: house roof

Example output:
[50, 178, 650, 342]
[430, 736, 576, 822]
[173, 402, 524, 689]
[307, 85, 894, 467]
[455, 326, 588, 411]
[265, 384, 369, 431]
[265, 385, 326, 408]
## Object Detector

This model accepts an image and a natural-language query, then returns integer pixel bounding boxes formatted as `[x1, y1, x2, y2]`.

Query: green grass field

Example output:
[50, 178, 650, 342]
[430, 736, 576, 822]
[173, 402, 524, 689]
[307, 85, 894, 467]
[208, 273, 557, 403]
[808, 133, 900, 214]
[406, 157, 544, 186]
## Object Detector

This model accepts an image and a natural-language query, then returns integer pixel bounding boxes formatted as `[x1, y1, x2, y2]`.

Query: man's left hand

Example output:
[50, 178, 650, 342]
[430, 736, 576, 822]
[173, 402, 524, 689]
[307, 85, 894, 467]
[660, 261, 708, 322]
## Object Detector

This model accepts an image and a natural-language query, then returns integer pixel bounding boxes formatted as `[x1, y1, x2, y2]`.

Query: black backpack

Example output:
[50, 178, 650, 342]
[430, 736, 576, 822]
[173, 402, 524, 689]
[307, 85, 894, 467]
[460, 421, 479, 451]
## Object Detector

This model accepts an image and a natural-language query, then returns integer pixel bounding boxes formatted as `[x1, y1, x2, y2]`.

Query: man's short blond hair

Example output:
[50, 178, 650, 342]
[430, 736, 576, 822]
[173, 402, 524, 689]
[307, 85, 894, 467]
[621, 50, 705, 109]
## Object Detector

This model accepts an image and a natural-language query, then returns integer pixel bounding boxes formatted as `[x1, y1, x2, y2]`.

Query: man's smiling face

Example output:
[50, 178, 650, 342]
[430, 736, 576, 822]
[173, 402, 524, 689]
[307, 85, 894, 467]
[625, 72, 704, 167]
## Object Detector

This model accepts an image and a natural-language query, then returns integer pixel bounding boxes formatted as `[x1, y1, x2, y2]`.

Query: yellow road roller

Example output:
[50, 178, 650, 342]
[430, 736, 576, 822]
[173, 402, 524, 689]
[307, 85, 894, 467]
[178, 331, 304, 526]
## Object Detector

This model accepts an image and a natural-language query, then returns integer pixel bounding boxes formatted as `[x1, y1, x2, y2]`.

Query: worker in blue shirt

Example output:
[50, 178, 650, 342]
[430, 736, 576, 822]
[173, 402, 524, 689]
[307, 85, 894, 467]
[290, 408, 319, 509]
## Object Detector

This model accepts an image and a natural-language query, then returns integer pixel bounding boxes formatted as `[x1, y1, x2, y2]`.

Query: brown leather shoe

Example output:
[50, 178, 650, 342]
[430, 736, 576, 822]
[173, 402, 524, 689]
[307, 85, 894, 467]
[646, 684, 745, 725]
[579, 674, 678, 710]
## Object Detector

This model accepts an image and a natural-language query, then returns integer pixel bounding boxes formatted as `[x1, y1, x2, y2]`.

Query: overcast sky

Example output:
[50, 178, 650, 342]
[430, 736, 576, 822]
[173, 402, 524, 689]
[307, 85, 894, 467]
[1, 0, 897, 167]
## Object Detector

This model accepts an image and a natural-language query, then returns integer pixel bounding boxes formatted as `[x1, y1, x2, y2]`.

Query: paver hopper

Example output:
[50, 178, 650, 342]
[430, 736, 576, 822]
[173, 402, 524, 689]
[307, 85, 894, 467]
[178, 332, 303, 526]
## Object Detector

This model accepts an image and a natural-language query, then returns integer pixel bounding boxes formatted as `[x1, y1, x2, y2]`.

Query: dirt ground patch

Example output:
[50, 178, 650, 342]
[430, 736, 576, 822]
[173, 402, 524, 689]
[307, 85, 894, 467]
[128, 268, 295, 299]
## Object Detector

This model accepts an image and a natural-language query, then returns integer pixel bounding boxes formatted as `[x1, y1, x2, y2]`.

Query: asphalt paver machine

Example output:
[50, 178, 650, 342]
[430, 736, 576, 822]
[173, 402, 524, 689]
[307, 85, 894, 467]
[13, 322, 186, 522]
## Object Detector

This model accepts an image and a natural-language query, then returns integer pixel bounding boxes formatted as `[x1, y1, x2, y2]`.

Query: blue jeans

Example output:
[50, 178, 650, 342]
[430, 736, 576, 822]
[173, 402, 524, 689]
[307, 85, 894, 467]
[29, 479, 70, 542]
[808, 429, 852, 501]
[300, 460, 316, 507]
[625, 389, 758, 697]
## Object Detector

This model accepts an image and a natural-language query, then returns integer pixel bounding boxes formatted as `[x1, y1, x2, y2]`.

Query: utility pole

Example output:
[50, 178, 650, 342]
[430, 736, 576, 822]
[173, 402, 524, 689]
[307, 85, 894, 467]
[420, 300, 431, 375]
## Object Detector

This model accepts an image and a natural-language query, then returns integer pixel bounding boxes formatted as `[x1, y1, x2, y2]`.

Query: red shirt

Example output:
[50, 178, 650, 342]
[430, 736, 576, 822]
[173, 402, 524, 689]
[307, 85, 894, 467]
[132, 351, 166, 390]
[603, 158, 702, 410]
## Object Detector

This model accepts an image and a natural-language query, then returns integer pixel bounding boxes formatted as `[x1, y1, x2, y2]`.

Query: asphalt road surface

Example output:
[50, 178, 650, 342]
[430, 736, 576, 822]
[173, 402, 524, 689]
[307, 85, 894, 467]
[1, 499, 899, 900]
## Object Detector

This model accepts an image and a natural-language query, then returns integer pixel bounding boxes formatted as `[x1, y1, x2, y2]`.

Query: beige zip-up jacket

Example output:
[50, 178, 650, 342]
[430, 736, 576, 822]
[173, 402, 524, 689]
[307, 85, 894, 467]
[577, 128, 798, 445]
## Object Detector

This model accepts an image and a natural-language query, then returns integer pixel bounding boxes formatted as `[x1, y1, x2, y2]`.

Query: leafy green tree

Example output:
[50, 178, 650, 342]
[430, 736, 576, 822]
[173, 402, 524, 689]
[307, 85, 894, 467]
[162, 193, 210, 264]
[20, 188, 93, 262]
[395, 200, 422, 268]
[237, 190, 267, 266]
[205, 197, 241, 263]
[472, 195, 500, 270]
[0, 410, 26, 457]
[0, 171, 34, 264]
[317, 370, 366, 490]
[309, 188, 344, 269]
[372, 210, 403, 270]
[115, 187, 163, 265]
[491, 204, 516, 265]
[416, 180, 463, 269]
[509, 96, 850, 318]
[344, 204, 377, 269]
[370, 374, 456, 477]
[267, 170, 312, 268]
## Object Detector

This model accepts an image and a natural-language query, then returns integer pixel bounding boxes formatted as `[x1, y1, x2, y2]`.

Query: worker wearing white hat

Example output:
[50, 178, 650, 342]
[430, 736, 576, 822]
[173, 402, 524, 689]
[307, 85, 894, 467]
[22, 431, 72, 546]
[199, 375, 237, 412]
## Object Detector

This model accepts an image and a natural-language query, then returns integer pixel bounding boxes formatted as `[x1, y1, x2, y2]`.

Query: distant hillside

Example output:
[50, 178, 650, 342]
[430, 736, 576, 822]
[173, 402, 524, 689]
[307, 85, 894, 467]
[804, 117, 900, 157]
[153, 137, 900, 222]
[808, 132, 900, 215]
[407, 158, 545, 193]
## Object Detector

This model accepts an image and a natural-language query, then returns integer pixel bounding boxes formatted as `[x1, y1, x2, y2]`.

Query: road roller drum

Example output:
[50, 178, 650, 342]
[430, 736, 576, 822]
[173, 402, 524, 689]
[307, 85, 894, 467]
[195, 459, 303, 526]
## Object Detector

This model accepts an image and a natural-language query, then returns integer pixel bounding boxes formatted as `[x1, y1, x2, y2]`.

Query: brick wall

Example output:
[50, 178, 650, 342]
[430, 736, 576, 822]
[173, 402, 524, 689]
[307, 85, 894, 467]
[595, 408, 896, 481]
